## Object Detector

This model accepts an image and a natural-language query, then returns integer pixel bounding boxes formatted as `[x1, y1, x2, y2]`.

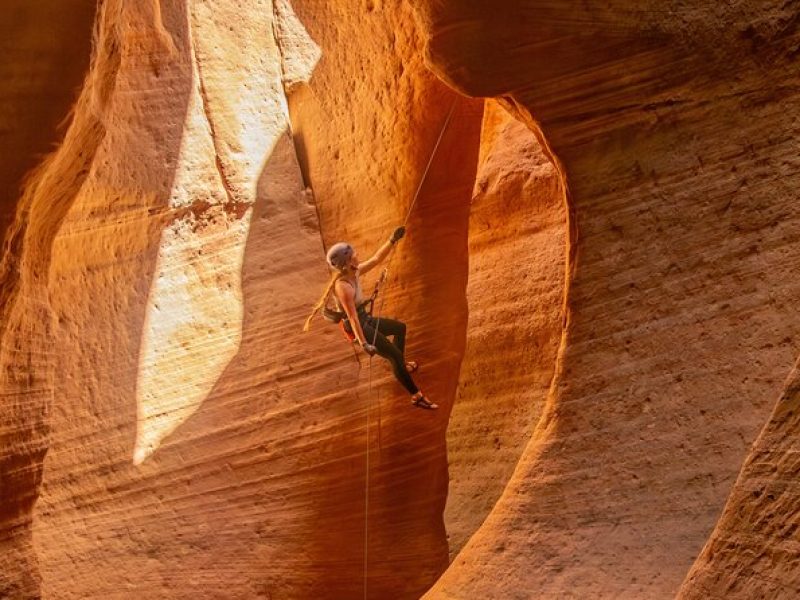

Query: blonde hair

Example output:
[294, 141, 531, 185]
[303, 269, 343, 332]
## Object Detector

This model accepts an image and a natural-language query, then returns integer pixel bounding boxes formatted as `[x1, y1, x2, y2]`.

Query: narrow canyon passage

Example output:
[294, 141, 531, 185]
[415, 2, 800, 599]
[5, 2, 799, 600]
[444, 101, 567, 558]
[1, 1, 567, 599]
[0, 0, 98, 247]
[0, 1, 109, 596]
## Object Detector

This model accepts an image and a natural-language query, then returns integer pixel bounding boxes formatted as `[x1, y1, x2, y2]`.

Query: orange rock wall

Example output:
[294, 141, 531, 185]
[286, 0, 489, 592]
[4, 0, 799, 598]
[0, 0, 97, 248]
[444, 101, 565, 557]
[678, 361, 800, 599]
[284, 4, 569, 566]
[0, 1, 110, 595]
[27, 0, 474, 597]
[1, 1, 484, 598]
[412, 1, 800, 598]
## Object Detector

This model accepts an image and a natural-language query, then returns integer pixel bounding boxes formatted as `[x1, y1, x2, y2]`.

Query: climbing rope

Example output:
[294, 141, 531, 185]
[362, 97, 458, 600]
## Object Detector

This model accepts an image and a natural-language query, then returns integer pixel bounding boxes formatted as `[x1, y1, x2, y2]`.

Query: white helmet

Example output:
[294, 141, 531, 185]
[326, 242, 354, 271]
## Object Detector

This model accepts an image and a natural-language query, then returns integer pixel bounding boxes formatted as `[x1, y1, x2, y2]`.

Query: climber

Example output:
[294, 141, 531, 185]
[304, 227, 438, 410]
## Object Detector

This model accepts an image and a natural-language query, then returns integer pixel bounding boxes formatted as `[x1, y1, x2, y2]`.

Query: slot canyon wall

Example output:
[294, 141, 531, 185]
[2, 1, 799, 600]
[679, 359, 800, 598]
[2, 0, 522, 598]
[0, 0, 98, 248]
[0, 0, 100, 595]
[411, 1, 800, 599]
[283, 0, 567, 564]
[443, 102, 566, 557]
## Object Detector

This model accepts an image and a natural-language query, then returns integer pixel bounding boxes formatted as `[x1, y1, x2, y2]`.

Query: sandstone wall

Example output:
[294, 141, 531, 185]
[444, 101, 565, 557]
[0, 0, 97, 248]
[2, 1, 486, 598]
[678, 360, 800, 599]
[412, 1, 800, 598]
[4, 1, 799, 598]
[0, 1, 114, 595]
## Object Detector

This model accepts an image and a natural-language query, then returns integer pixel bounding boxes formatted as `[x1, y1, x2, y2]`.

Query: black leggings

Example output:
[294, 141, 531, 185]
[347, 313, 419, 395]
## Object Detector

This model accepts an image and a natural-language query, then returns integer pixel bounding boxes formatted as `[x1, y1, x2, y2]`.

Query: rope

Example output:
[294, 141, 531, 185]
[368, 97, 458, 334]
[363, 357, 372, 600]
[362, 97, 458, 600]
[403, 100, 458, 227]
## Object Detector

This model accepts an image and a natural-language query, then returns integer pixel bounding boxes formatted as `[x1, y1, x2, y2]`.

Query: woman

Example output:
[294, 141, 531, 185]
[304, 226, 437, 410]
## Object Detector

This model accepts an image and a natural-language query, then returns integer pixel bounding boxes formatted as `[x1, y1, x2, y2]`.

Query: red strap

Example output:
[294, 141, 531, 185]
[339, 319, 356, 342]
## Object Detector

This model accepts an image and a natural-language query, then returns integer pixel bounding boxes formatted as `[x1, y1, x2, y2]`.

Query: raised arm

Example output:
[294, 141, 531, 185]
[359, 226, 405, 274]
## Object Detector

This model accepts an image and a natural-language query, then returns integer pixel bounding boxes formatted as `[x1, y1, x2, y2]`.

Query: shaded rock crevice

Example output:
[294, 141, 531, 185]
[0, 0, 99, 249]
[444, 100, 568, 558]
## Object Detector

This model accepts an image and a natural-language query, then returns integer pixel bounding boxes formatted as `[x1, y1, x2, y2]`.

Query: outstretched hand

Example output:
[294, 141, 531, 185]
[390, 226, 406, 244]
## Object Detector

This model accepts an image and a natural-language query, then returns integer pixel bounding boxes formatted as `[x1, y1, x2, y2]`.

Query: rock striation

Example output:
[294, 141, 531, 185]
[2, 1, 485, 598]
[0, 0, 98, 248]
[412, 1, 800, 598]
[2, 1, 800, 599]
[444, 101, 566, 558]
[678, 360, 800, 599]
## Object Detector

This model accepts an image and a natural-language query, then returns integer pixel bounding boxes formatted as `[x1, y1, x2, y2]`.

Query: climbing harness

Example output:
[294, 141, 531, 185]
[321, 271, 384, 325]
[322, 270, 387, 343]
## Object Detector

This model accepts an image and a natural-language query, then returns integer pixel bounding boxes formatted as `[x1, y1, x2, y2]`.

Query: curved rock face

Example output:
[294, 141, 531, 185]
[411, 1, 800, 598]
[678, 361, 800, 599]
[0, 2, 102, 596]
[2, 1, 486, 598]
[3, 0, 800, 599]
[282, 0, 563, 570]
[0, 0, 97, 248]
[444, 101, 565, 557]
[28, 0, 466, 597]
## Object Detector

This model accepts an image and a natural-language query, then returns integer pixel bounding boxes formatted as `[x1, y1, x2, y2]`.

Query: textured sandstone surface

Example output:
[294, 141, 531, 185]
[678, 360, 800, 599]
[0, 0, 97, 248]
[412, 1, 800, 598]
[0, 1, 110, 595]
[2, 1, 484, 599]
[444, 101, 565, 557]
[284, 1, 488, 593]
[3, 0, 800, 599]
